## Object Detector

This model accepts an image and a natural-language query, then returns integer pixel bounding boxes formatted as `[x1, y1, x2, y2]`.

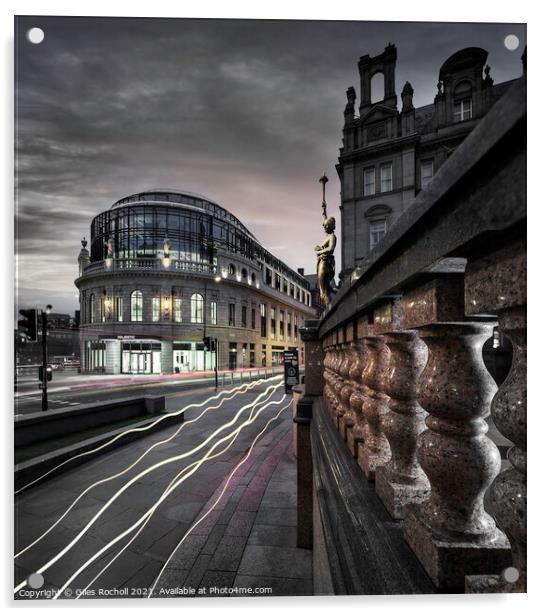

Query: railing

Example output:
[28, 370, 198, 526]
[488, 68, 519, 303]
[296, 76, 526, 594]
[82, 259, 214, 275]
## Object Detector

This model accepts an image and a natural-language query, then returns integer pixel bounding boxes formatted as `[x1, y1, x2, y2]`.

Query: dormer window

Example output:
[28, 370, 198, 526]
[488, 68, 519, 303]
[453, 81, 473, 122]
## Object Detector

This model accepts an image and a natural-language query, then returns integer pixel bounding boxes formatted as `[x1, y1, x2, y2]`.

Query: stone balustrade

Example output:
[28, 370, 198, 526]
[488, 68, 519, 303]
[295, 76, 526, 594]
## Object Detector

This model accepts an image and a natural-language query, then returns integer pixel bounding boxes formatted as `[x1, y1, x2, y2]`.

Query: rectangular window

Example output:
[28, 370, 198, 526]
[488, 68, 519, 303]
[454, 98, 472, 122]
[174, 298, 182, 323]
[152, 297, 161, 322]
[279, 309, 285, 341]
[287, 313, 292, 339]
[260, 303, 267, 337]
[210, 301, 217, 325]
[294, 314, 298, 340]
[115, 296, 124, 321]
[380, 163, 393, 192]
[100, 297, 106, 323]
[270, 307, 276, 338]
[370, 220, 387, 248]
[363, 166, 375, 196]
[250, 343, 255, 368]
[242, 305, 247, 328]
[265, 267, 273, 286]
[229, 303, 235, 327]
[275, 274, 281, 291]
[283, 278, 288, 294]
[251, 308, 256, 329]
[421, 160, 434, 189]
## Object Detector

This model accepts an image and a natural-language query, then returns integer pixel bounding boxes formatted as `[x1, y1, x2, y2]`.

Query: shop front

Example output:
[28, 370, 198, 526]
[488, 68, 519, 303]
[173, 341, 216, 372]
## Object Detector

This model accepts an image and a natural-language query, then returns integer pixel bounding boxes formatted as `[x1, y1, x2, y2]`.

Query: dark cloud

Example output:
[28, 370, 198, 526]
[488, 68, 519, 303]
[15, 16, 526, 313]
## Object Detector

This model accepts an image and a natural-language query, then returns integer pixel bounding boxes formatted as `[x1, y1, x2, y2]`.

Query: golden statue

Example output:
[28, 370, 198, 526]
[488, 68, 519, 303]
[315, 173, 337, 307]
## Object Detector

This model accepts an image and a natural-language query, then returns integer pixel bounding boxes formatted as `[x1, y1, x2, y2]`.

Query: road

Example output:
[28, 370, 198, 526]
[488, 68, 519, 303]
[14, 378, 312, 599]
[14, 368, 282, 416]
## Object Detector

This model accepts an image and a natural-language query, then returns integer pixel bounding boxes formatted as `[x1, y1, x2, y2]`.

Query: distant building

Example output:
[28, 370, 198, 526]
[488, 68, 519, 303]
[298, 268, 323, 317]
[337, 44, 524, 279]
[15, 311, 80, 365]
[75, 190, 316, 374]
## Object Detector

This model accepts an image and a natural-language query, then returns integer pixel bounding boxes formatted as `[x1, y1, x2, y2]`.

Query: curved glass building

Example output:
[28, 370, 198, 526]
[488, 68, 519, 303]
[76, 190, 315, 374]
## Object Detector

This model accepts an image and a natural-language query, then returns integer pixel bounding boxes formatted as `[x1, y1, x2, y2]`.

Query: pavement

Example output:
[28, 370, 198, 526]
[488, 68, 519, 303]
[14, 380, 312, 600]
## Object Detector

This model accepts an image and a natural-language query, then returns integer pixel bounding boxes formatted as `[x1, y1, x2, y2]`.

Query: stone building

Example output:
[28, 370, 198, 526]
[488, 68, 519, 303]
[338, 44, 524, 279]
[75, 190, 315, 374]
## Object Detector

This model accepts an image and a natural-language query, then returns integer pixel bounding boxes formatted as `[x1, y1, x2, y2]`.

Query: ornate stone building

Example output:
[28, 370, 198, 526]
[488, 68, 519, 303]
[337, 44, 524, 279]
[75, 190, 315, 374]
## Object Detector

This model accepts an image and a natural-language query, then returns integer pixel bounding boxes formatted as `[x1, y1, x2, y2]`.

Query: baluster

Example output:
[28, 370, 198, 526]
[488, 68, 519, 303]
[402, 277, 511, 591]
[333, 342, 348, 432]
[463, 241, 526, 593]
[376, 330, 429, 519]
[340, 343, 360, 442]
[345, 340, 368, 456]
[357, 335, 391, 480]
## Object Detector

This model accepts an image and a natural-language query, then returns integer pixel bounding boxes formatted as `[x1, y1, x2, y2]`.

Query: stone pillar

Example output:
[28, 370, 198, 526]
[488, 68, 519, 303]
[376, 330, 429, 519]
[332, 337, 348, 431]
[464, 240, 526, 593]
[357, 334, 391, 481]
[340, 342, 359, 442]
[294, 319, 323, 549]
[402, 277, 511, 591]
[347, 317, 373, 458]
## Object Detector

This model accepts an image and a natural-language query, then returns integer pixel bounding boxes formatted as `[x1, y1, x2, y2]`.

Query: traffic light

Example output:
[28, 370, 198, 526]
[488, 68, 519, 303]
[39, 365, 53, 382]
[18, 308, 38, 342]
[203, 336, 217, 352]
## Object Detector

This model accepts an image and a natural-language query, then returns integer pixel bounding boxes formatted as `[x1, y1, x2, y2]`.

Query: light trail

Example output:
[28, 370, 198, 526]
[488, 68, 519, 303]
[13, 381, 283, 595]
[15, 377, 268, 558]
[148, 399, 291, 598]
[15, 374, 281, 494]
[77, 394, 263, 596]
[53, 393, 289, 599]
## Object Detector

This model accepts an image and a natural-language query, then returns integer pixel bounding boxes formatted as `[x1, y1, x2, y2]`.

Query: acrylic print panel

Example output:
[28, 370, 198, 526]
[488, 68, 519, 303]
[14, 16, 526, 600]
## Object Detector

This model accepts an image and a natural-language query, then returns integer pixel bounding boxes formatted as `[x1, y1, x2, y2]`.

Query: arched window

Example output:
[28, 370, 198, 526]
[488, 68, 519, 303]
[89, 294, 95, 323]
[241, 267, 248, 280]
[251, 272, 256, 284]
[370, 72, 385, 103]
[130, 290, 143, 322]
[228, 263, 236, 276]
[191, 293, 204, 324]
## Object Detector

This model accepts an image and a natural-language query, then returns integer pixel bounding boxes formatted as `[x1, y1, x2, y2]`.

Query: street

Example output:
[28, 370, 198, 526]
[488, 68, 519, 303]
[14, 378, 312, 599]
[14, 367, 283, 415]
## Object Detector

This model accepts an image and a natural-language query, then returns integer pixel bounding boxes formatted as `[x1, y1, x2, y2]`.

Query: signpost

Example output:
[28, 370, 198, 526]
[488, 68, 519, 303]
[283, 348, 299, 394]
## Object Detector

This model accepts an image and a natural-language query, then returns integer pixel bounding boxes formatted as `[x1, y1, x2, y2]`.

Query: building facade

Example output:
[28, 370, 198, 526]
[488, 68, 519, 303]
[75, 190, 315, 374]
[337, 44, 524, 279]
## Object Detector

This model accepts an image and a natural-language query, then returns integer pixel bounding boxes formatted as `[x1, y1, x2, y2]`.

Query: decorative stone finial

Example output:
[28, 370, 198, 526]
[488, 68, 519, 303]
[81, 237, 87, 249]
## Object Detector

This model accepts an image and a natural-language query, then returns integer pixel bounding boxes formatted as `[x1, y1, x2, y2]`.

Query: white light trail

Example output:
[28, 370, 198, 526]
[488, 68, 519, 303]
[53, 393, 289, 599]
[15, 375, 281, 495]
[15, 378, 269, 559]
[78, 395, 261, 596]
[148, 400, 291, 597]
[13, 381, 283, 595]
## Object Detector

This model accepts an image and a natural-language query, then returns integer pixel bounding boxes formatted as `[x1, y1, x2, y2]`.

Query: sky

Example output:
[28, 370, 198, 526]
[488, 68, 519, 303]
[14, 16, 526, 314]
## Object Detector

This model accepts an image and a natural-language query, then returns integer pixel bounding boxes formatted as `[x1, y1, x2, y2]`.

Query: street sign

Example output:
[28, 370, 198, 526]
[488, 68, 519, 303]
[283, 348, 299, 393]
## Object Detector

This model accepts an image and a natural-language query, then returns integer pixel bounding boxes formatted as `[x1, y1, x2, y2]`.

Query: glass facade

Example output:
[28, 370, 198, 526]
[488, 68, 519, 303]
[90, 191, 262, 274]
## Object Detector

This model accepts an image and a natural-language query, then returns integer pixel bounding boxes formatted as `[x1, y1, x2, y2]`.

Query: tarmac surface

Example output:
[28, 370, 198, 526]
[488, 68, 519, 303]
[14, 378, 312, 600]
